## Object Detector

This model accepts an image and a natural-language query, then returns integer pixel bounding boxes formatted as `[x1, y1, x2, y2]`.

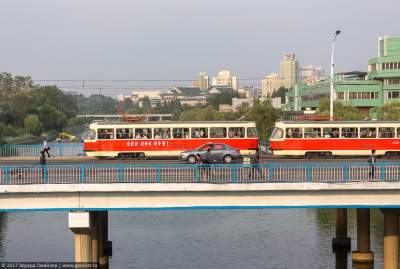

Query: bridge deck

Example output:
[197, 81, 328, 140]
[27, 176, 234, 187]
[1, 163, 400, 211]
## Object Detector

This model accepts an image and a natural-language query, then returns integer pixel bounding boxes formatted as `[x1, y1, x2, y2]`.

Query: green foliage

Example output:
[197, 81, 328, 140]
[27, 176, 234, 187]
[317, 98, 365, 120]
[75, 94, 117, 114]
[178, 106, 240, 121]
[271, 87, 289, 103]
[24, 114, 43, 136]
[373, 102, 400, 120]
[0, 73, 80, 142]
[243, 100, 282, 140]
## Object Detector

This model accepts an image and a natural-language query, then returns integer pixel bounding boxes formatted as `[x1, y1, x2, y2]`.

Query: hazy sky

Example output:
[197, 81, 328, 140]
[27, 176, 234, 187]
[1, 0, 399, 96]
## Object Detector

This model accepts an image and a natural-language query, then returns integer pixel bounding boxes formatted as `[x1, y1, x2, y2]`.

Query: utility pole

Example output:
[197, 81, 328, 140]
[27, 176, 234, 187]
[330, 30, 341, 121]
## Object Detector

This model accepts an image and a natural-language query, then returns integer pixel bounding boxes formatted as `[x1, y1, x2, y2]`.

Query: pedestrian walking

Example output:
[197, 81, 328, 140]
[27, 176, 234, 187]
[203, 148, 214, 180]
[368, 149, 376, 179]
[39, 150, 47, 180]
[43, 137, 51, 158]
[249, 148, 262, 179]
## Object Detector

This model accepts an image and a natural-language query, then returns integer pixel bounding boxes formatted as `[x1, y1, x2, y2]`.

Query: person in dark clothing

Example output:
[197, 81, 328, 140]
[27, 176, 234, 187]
[249, 148, 262, 179]
[368, 149, 376, 179]
[202, 148, 213, 180]
[40, 150, 47, 180]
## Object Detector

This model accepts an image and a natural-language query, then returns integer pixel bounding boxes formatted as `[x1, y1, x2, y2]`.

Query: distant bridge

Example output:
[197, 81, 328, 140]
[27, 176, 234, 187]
[76, 113, 172, 121]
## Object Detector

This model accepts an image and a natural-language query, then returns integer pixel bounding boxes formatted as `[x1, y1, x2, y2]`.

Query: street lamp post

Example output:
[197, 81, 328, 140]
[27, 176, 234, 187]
[330, 30, 341, 121]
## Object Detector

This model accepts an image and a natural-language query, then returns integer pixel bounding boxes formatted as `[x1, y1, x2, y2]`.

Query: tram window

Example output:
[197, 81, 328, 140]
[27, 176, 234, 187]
[247, 127, 258, 138]
[97, 128, 114, 140]
[191, 128, 208, 138]
[210, 127, 227, 138]
[270, 127, 283, 139]
[173, 128, 189, 139]
[322, 128, 339, 138]
[341, 128, 358, 138]
[116, 128, 133, 139]
[228, 127, 245, 138]
[304, 128, 321, 138]
[154, 128, 170, 139]
[360, 128, 377, 138]
[379, 127, 395, 138]
[85, 129, 96, 140]
[286, 128, 302, 138]
[135, 128, 152, 139]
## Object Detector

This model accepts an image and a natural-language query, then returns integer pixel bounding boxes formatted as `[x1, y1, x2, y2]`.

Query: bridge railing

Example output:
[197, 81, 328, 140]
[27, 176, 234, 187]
[0, 162, 396, 185]
[0, 143, 84, 158]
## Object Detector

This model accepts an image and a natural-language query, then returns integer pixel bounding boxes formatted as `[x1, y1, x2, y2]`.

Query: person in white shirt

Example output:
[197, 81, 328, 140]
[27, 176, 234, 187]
[43, 137, 50, 158]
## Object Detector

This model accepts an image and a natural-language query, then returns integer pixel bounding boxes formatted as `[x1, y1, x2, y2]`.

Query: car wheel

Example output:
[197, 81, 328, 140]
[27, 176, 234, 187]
[187, 155, 197, 164]
[223, 154, 233, 164]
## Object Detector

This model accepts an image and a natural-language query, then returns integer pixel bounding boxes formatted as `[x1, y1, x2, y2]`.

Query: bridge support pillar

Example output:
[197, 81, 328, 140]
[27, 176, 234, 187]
[68, 211, 92, 263]
[91, 212, 101, 265]
[352, 208, 374, 264]
[99, 211, 111, 269]
[383, 209, 398, 269]
[332, 208, 351, 251]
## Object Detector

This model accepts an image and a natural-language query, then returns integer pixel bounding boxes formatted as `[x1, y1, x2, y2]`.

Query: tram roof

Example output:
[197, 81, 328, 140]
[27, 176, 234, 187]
[280, 120, 400, 125]
[92, 121, 255, 126]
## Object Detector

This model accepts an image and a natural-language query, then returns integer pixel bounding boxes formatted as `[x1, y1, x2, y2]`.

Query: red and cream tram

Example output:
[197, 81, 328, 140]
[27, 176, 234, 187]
[84, 121, 258, 158]
[269, 121, 400, 158]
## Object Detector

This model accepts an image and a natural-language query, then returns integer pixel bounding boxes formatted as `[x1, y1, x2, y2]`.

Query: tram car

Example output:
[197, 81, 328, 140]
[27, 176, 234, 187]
[269, 120, 400, 158]
[84, 121, 259, 158]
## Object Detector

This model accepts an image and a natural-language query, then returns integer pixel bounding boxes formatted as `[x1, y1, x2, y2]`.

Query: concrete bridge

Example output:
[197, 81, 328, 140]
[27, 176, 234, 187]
[2, 162, 400, 268]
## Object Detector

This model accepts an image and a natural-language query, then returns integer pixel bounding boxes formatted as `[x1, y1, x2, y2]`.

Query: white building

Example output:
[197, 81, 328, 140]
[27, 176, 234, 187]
[300, 65, 325, 83]
[211, 70, 239, 90]
[280, 53, 300, 89]
[261, 73, 282, 97]
[232, 97, 254, 112]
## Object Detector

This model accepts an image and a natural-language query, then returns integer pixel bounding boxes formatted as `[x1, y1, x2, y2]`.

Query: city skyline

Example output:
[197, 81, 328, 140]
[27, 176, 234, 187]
[1, 0, 399, 96]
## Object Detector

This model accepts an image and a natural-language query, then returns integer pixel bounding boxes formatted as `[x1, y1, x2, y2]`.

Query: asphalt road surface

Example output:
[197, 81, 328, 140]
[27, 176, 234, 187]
[0, 155, 393, 166]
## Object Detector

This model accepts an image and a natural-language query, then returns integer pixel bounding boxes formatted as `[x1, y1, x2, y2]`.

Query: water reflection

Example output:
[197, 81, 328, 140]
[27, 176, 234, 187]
[0, 209, 386, 269]
[0, 213, 6, 257]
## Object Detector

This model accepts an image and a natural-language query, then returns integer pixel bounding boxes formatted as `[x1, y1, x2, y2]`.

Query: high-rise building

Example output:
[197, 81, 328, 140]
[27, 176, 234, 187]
[300, 65, 325, 83]
[261, 73, 282, 97]
[193, 72, 209, 90]
[211, 70, 239, 90]
[280, 53, 300, 89]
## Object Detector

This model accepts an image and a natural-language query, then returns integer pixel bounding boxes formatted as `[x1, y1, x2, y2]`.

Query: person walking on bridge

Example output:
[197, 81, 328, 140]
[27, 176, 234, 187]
[39, 150, 47, 180]
[203, 148, 214, 181]
[368, 149, 376, 179]
[43, 137, 51, 158]
[249, 148, 262, 179]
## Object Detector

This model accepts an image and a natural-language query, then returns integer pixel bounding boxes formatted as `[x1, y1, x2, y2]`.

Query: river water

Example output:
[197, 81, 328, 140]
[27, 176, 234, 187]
[0, 209, 384, 268]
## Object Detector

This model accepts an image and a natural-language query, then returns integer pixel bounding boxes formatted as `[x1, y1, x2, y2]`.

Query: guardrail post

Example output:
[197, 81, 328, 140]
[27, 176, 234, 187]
[43, 165, 48, 183]
[195, 163, 199, 183]
[343, 163, 349, 182]
[119, 163, 124, 183]
[307, 162, 312, 182]
[232, 164, 237, 183]
[268, 163, 273, 182]
[4, 165, 9, 184]
[156, 164, 161, 183]
[81, 163, 85, 183]
[380, 162, 385, 182]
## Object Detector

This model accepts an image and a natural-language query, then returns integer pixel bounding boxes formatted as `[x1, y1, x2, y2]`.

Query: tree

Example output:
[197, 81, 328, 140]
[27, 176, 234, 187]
[243, 100, 281, 141]
[317, 98, 365, 120]
[207, 91, 239, 109]
[271, 87, 289, 104]
[373, 102, 400, 120]
[24, 114, 43, 136]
